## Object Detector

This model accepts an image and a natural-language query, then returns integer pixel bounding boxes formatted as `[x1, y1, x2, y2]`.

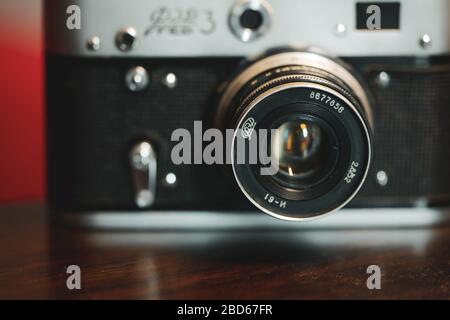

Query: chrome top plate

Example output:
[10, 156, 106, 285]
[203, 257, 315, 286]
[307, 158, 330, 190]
[46, 0, 450, 57]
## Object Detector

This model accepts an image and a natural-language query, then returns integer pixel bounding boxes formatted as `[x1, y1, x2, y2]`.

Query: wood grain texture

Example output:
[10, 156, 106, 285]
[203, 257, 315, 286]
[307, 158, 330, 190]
[0, 202, 449, 299]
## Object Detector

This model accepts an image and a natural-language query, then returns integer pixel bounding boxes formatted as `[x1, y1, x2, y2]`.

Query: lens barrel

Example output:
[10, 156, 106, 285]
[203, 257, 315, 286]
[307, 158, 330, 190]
[217, 50, 373, 221]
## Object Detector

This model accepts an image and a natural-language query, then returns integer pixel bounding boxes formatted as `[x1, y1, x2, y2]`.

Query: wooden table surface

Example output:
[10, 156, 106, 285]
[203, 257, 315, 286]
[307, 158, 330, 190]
[0, 202, 448, 299]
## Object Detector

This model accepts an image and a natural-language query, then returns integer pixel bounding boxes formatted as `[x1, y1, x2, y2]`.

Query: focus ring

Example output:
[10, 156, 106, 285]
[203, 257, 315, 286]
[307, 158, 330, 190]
[232, 73, 360, 128]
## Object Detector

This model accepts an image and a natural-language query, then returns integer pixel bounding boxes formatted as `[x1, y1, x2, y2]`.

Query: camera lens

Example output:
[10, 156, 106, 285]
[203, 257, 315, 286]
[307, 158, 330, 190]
[217, 50, 373, 220]
[271, 115, 339, 190]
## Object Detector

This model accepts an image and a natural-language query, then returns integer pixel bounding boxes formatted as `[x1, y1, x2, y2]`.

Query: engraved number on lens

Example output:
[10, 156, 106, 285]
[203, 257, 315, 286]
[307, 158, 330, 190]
[310, 91, 345, 113]
[264, 193, 287, 208]
[344, 161, 359, 183]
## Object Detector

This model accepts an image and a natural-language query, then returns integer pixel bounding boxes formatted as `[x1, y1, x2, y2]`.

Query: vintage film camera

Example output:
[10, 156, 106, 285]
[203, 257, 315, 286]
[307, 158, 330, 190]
[45, 0, 450, 228]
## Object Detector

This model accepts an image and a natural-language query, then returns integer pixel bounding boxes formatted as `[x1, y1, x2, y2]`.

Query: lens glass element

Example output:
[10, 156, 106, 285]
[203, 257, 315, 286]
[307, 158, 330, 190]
[275, 119, 322, 177]
[271, 115, 339, 190]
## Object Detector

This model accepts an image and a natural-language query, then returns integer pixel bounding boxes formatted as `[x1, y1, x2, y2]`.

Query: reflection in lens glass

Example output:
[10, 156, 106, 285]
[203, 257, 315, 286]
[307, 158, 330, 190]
[273, 119, 323, 179]
[271, 116, 338, 189]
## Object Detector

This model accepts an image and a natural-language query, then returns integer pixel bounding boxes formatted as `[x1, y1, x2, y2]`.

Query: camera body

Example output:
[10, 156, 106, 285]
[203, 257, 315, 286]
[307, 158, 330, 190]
[46, 0, 450, 225]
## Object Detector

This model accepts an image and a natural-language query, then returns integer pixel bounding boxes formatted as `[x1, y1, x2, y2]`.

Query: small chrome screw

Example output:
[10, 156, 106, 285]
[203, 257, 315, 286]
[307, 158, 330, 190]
[116, 27, 137, 52]
[86, 36, 100, 51]
[419, 34, 432, 49]
[125, 66, 149, 92]
[164, 172, 177, 186]
[376, 171, 388, 187]
[162, 73, 178, 88]
[375, 71, 391, 88]
[334, 23, 347, 37]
